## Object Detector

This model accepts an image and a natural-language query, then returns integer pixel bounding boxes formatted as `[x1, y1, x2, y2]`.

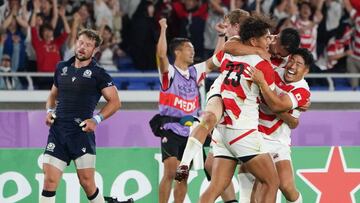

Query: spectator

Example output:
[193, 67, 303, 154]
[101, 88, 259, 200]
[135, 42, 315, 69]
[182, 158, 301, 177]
[0, 54, 20, 89]
[74, 2, 95, 29]
[172, 0, 208, 61]
[94, 0, 113, 29]
[25, 0, 45, 73]
[0, 27, 5, 60]
[271, 0, 292, 24]
[40, 0, 64, 37]
[316, 0, 343, 57]
[31, 2, 70, 89]
[344, 0, 360, 90]
[96, 25, 125, 72]
[63, 11, 81, 60]
[0, 0, 21, 25]
[203, 0, 228, 58]
[128, 0, 157, 71]
[285, 0, 324, 60]
[230, 0, 254, 12]
[316, 22, 352, 73]
[1, 3, 28, 73]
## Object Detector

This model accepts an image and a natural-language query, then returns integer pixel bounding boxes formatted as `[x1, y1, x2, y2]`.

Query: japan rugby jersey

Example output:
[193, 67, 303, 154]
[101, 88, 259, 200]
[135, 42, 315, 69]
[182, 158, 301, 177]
[212, 51, 276, 130]
[258, 68, 310, 145]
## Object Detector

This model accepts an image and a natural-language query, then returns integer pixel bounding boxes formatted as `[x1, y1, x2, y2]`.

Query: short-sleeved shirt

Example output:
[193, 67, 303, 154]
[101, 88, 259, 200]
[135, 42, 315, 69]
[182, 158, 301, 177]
[54, 57, 114, 120]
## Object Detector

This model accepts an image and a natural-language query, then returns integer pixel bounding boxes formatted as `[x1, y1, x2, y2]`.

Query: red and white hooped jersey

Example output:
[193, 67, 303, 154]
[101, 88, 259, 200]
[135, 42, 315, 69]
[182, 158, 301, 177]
[213, 52, 275, 130]
[258, 68, 310, 145]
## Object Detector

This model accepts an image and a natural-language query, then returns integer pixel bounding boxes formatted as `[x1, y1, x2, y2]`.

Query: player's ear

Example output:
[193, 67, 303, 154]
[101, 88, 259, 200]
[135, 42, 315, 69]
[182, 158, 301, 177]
[249, 37, 257, 47]
[304, 66, 309, 75]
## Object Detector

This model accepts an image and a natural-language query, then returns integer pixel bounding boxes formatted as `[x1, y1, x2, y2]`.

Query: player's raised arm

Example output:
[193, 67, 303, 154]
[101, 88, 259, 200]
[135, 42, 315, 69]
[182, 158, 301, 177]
[157, 18, 170, 74]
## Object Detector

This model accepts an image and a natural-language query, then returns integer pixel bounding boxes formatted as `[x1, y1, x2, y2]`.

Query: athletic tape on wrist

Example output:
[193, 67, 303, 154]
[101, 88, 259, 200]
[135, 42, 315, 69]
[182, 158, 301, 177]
[92, 113, 105, 125]
[47, 108, 55, 113]
[92, 115, 101, 125]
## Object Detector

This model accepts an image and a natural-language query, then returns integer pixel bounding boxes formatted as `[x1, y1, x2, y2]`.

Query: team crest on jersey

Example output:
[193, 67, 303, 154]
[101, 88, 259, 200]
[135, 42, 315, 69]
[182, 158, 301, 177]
[83, 70, 92, 78]
[61, 67, 68, 76]
[46, 142, 55, 152]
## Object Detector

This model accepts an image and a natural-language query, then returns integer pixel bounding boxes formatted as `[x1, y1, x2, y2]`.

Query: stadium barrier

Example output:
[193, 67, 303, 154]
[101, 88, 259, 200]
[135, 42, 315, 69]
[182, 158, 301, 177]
[1, 72, 360, 103]
[0, 72, 360, 89]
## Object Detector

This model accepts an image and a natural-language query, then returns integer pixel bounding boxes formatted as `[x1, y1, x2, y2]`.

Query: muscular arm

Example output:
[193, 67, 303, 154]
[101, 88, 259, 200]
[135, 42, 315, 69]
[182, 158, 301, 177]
[259, 84, 293, 113]
[223, 40, 270, 61]
[50, 0, 59, 29]
[157, 19, 170, 74]
[276, 112, 299, 129]
[99, 86, 121, 120]
[253, 69, 293, 113]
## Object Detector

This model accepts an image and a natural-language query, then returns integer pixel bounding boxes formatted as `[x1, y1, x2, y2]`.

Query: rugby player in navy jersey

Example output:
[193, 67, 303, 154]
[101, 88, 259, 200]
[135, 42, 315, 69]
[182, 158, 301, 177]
[40, 29, 121, 203]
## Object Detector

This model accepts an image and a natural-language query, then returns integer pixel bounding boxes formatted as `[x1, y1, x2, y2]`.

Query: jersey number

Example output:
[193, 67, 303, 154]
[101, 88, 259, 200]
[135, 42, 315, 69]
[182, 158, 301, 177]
[224, 62, 245, 87]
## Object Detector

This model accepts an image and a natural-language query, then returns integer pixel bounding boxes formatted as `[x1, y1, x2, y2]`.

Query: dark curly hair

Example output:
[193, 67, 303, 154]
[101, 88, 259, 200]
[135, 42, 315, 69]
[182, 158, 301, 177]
[240, 14, 274, 42]
[292, 48, 314, 69]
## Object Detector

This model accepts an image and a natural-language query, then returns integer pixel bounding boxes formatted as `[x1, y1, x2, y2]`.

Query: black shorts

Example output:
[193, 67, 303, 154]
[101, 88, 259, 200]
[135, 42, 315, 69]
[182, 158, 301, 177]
[44, 119, 96, 165]
[160, 130, 188, 162]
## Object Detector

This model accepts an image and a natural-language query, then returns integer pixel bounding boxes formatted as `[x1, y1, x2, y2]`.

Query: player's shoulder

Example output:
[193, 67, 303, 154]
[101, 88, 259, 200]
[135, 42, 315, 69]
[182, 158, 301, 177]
[240, 55, 271, 67]
[56, 57, 74, 71]
[291, 78, 310, 91]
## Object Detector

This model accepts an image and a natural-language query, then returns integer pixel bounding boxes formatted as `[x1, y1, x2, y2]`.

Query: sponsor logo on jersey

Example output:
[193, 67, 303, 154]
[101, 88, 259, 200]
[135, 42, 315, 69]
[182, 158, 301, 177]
[72, 77, 76, 82]
[83, 70, 92, 78]
[178, 84, 196, 94]
[61, 67, 68, 76]
[173, 97, 197, 113]
[46, 142, 55, 152]
[81, 148, 86, 153]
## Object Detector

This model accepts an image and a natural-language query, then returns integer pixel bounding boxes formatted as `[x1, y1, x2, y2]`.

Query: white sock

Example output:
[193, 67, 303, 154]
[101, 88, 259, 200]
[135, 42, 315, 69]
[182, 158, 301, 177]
[39, 196, 55, 203]
[180, 137, 203, 166]
[287, 192, 302, 203]
[88, 188, 105, 203]
[238, 173, 255, 203]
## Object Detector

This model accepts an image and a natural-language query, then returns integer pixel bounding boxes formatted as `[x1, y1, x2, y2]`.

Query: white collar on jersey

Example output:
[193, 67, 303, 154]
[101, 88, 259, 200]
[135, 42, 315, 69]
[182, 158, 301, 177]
[228, 35, 240, 40]
[174, 65, 190, 79]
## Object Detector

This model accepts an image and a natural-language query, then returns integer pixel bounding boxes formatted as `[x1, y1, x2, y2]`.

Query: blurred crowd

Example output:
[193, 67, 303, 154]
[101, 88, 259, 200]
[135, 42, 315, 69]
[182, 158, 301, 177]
[0, 0, 360, 90]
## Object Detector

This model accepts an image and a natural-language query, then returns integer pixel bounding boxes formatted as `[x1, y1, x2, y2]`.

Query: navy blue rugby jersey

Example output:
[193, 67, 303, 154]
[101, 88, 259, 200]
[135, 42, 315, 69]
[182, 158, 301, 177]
[53, 57, 114, 120]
